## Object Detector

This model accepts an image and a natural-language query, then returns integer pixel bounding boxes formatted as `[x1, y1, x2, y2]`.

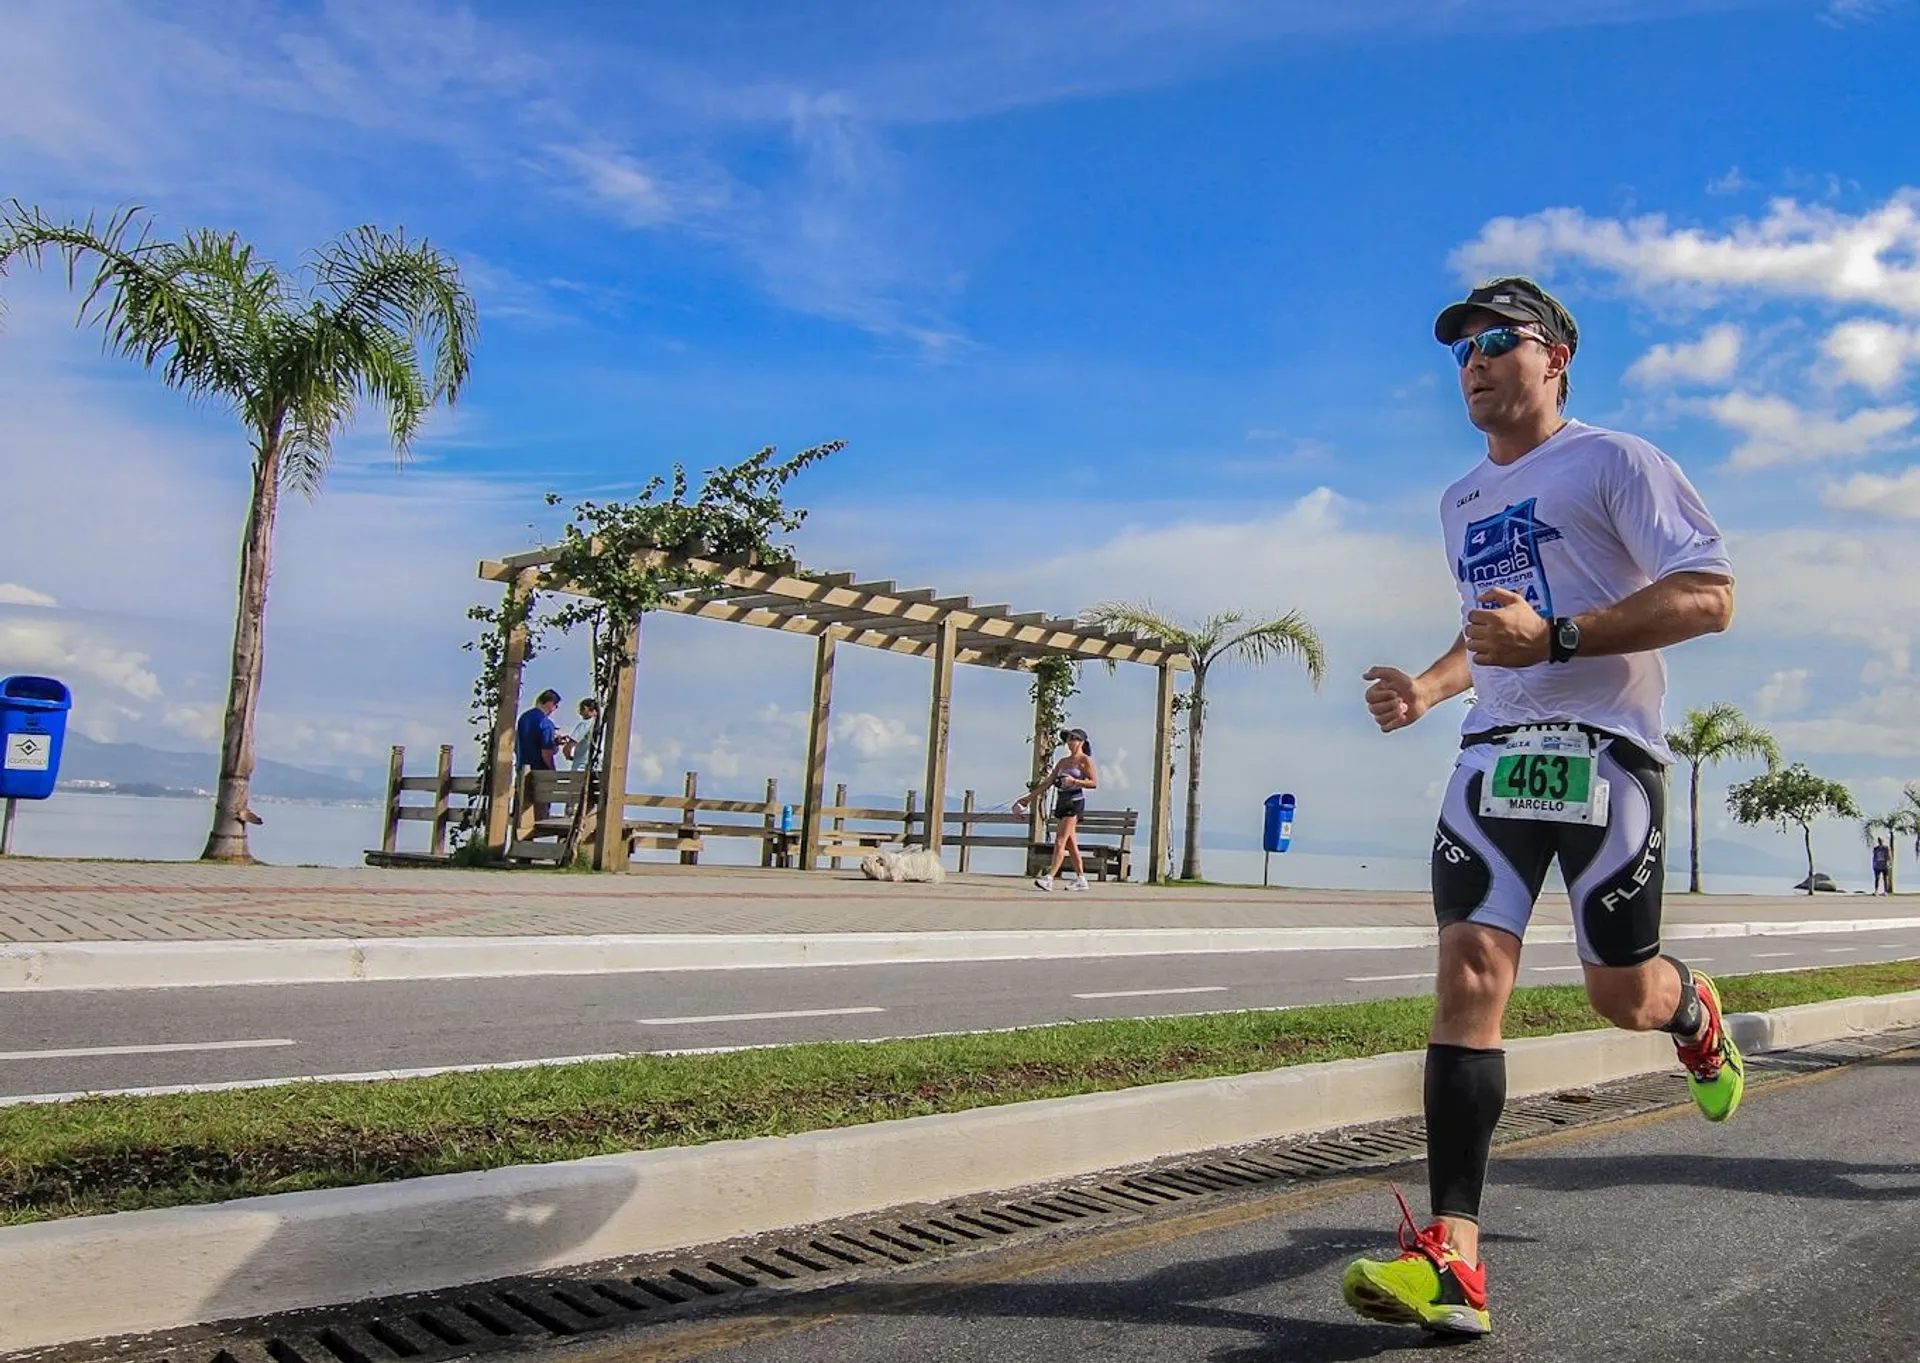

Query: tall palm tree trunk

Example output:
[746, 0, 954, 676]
[1181, 674, 1206, 881]
[202, 432, 282, 862]
[1688, 761, 1703, 894]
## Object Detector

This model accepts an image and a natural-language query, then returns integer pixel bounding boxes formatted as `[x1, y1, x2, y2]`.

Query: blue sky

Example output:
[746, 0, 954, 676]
[3, 0, 1917, 880]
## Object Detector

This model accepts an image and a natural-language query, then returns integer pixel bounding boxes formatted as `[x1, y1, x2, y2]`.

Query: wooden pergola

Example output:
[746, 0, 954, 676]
[476, 547, 1191, 880]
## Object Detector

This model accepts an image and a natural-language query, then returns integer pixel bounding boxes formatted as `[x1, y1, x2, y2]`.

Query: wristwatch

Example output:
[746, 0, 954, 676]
[1549, 616, 1582, 664]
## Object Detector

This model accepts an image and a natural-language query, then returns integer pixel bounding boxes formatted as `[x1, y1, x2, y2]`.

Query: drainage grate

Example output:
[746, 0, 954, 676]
[18, 1025, 1920, 1363]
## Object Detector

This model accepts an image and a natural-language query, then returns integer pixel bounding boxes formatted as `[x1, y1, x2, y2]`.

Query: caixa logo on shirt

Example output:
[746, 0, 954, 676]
[1457, 498, 1564, 617]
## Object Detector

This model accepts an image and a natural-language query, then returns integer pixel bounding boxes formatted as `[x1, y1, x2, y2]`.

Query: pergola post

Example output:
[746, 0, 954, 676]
[1149, 659, 1177, 884]
[1027, 682, 1050, 874]
[483, 570, 535, 855]
[922, 617, 958, 853]
[592, 615, 641, 872]
[799, 628, 842, 869]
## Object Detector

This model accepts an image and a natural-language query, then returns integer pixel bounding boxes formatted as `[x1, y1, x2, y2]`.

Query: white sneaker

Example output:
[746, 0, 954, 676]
[1066, 876, 1090, 891]
[1033, 874, 1054, 891]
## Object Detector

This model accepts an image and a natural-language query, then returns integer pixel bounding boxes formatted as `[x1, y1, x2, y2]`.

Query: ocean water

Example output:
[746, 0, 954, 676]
[1, 793, 1841, 897]
[4, 793, 380, 867]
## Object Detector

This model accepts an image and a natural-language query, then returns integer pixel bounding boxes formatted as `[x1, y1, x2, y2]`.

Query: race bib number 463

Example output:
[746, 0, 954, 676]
[1479, 728, 1610, 826]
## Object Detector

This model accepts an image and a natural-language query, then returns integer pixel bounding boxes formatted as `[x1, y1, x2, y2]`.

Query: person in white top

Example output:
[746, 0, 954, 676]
[563, 697, 601, 772]
[1339, 277, 1747, 1340]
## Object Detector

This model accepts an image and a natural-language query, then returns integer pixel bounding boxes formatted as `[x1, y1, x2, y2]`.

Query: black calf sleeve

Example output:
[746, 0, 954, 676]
[1425, 1043, 1506, 1223]
[1658, 955, 1703, 1037]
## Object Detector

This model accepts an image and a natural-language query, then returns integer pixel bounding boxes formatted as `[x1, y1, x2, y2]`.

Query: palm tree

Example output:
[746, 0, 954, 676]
[1871, 794, 1920, 894]
[1864, 815, 1905, 894]
[1665, 703, 1780, 893]
[1, 204, 475, 861]
[1081, 603, 1323, 881]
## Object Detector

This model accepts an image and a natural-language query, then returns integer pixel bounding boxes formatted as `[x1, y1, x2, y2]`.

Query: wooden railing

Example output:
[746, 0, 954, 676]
[376, 745, 482, 859]
[373, 748, 1134, 879]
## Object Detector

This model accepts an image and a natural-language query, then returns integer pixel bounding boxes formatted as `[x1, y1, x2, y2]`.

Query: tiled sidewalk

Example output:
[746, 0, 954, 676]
[0, 858, 1905, 942]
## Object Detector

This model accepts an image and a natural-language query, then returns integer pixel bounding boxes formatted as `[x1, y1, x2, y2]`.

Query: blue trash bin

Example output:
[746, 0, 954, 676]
[0, 676, 72, 801]
[1262, 793, 1296, 854]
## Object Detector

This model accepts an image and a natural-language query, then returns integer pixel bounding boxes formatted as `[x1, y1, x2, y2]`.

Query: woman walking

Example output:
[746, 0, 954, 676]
[1014, 727, 1099, 891]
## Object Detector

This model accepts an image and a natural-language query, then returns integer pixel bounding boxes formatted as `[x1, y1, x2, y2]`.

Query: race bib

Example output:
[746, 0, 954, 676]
[1479, 727, 1610, 826]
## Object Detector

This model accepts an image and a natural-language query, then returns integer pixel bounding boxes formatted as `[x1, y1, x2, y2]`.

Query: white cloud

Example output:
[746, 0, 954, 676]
[1703, 392, 1917, 470]
[1452, 191, 1920, 314]
[1771, 677, 1920, 758]
[1706, 167, 1749, 196]
[1821, 466, 1920, 519]
[835, 711, 915, 759]
[1824, 0, 1898, 21]
[0, 583, 58, 608]
[1822, 319, 1920, 394]
[0, 615, 163, 704]
[1000, 486, 1451, 632]
[162, 702, 224, 745]
[1753, 668, 1812, 716]
[1624, 325, 1743, 386]
[548, 144, 684, 227]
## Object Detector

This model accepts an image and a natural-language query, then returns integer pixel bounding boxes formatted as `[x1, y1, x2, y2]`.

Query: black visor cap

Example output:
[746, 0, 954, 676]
[1434, 278, 1579, 356]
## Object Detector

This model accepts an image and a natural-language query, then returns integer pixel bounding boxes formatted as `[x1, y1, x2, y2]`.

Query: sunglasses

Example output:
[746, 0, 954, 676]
[1450, 326, 1549, 368]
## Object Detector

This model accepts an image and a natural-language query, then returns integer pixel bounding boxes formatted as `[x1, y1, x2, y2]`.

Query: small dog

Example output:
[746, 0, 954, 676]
[859, 847, 947, 884]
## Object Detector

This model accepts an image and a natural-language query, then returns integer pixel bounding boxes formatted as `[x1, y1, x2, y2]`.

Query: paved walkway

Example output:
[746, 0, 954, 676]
[0, 858, 1910, 942]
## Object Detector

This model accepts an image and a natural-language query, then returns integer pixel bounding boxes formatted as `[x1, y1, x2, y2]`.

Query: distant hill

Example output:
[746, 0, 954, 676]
[56, 733, 379, 802]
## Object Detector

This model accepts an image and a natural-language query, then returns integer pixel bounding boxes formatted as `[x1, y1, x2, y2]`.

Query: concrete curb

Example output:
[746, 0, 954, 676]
[7, 916, 1920, 991]
[5, 989, 1918, 1351]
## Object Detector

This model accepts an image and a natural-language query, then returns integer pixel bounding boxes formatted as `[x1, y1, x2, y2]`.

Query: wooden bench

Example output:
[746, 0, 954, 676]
[509, 769, 603, 861]
[1032, 809, 1137, 882]
[939, 805, 1138, 881]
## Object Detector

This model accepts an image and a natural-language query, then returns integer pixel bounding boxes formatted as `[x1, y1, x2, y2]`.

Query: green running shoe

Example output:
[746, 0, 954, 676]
[1341, 1188, 1491, 1337]
[1675, 970, 1744, 1122]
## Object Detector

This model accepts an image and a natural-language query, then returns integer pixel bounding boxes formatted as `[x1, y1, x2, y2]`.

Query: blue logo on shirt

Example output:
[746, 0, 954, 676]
[1457, 499, 1563, 617]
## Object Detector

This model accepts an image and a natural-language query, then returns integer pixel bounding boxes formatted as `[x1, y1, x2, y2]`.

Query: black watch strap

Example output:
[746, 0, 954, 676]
[1549, 616, 1581, 664]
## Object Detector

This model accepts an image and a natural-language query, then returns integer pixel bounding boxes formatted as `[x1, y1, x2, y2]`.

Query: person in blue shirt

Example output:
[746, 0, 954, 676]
[516, 690, 563, 770]
[514, 690, 562, 832]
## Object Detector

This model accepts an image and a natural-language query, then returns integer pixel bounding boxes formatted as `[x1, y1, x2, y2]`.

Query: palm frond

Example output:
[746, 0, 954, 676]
[1081, 601, 1198, 651]
[311, 225, 476, 408]
[0, 202, 258, 400]
[1665, 702, 1778, 769]
[1217, 611, 1326, 690]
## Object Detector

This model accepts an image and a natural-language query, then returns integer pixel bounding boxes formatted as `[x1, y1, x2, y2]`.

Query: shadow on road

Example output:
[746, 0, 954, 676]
[833, 1222, 1538, 1361]
[1495, 1152, 1920, 1203]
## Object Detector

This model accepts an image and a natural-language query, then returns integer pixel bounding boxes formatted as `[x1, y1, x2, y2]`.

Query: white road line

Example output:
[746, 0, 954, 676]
[1825, 948, 1858, 953]
[0, 1039, 295, 1062]
[1527, 964, 1584, 973]
[1752, 952, 1795, 959]
[1072, 986, 1231, 1000]
[1347, 972, 1434, 983]
[637, 1007, 887, 1026]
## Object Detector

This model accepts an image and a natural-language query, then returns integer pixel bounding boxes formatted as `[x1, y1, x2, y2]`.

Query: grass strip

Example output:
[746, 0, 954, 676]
[4, 959, 1918, 1225]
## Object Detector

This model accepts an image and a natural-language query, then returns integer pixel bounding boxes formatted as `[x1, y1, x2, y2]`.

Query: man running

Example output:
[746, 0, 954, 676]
[1341, 278, 1745, 1339]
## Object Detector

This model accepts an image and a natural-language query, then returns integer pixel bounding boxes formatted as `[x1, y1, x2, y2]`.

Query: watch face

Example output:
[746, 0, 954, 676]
[1557, 621, 1579, 650]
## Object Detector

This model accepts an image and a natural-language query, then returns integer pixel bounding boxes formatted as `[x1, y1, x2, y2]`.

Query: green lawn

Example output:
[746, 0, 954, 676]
[4, 959, 1917, 1225]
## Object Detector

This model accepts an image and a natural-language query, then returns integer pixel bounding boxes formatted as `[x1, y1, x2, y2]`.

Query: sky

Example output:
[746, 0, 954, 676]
[2, 0, 1917, 880]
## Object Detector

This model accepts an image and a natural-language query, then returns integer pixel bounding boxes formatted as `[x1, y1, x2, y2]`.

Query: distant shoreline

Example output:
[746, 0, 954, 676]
[56, 783, 375, 809]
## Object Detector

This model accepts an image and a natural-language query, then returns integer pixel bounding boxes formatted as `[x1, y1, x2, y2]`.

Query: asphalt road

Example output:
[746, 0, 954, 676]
[539, 1049, 1920, 1363]
[4, 926, 1919, 1099]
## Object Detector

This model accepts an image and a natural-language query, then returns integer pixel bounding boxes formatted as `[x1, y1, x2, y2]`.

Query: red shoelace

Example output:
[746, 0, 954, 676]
[1674, 995, 1725, 1080]
[1388, 1183, 1488, 1305]
[1390, 1183, 1450, 1262]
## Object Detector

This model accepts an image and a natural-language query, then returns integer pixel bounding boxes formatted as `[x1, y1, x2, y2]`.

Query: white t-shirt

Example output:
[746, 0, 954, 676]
[567, 717, 598, 771]
[1438, 420, 1732, 763]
